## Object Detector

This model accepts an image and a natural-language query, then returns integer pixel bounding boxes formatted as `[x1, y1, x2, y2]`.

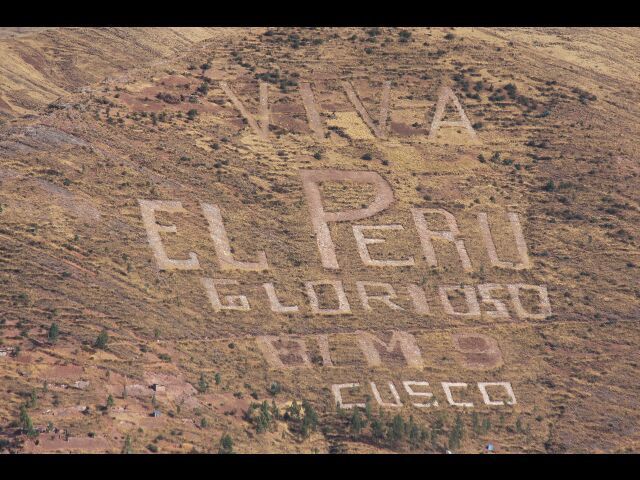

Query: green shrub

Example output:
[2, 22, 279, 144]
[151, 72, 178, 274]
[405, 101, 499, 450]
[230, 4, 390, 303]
[48, 322, 60, 342]
[187, 109, 198, 120]
[94, 330, 109, 349]
[219, 434, 233, 454]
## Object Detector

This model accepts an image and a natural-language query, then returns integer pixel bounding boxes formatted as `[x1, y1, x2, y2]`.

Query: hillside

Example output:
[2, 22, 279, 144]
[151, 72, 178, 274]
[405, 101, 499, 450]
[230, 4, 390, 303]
[0, 27, 639, 453]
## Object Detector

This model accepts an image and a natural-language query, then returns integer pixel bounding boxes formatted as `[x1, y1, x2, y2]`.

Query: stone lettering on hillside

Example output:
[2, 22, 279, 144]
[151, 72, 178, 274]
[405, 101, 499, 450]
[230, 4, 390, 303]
[136, 165, 553, 409]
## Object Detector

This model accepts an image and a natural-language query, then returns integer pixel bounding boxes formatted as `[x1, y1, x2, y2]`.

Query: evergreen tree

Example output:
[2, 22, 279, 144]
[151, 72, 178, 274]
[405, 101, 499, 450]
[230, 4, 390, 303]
[270, 400, 280, 420]
[26, 389, 37, 408]
[285, 400, 301, 421]
[218, 434, 233, 454]
[455, 413, 465, 440]
[482, 417, 491, 434]
[301, 400, 318, 437]
[407, 416, 420, 448]
[448, 428, 460, 450]
[48, 322, 60, 343]
[197, 373, 209, 393]
[268, 381, 282, 396]
[448, 413, 465, 450]
[371, 418, 385, 440]
[472, 412, 480, 434]
[364, 395, 373, 420]
[187, 109, 198, 121]
[122, 435, 133, 454]
[350, 408, 365, 435]
[256, 401, 272, 433]
[19, 405, 35, 435]
[107, 394, 115, 409]
[94, 329, 109, 349]
[389, 414, 406, 445]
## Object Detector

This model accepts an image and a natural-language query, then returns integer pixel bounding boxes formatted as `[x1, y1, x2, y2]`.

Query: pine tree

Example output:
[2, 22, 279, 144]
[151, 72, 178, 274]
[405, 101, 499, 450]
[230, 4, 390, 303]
[218, 434, 233, 454]
[408, 416, 421, 448]
[48, 322, 59, 343]
[94, 329, 109, 349]
[285, 400, 301, 421]
[26, 389, 37, 408]
[197, 373, 209, 393]
[350, 408, 365, 435]
[472, 411, 480, 434]
[256, 401, 272, 433]
[122, 435, 133, 454]
[455, 413, 465, 440]
[301, 400, 318, 437]
[389, 414, 406, 445]
[448, 413, 465, 450]
[270, 400, 280, 420]
[107, 394, 115, 409]
[448, 427, 460, 450]
[364, 395, 373, 420]
[371, 418, 385, 440]
[19, 405, 34, 435]
[482, 417, 491, 434]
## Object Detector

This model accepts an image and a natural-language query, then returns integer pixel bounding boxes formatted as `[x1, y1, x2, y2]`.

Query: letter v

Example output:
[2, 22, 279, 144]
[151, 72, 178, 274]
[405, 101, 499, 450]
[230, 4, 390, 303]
[220, 81, 270, 138]
[341, 80, 391, 139]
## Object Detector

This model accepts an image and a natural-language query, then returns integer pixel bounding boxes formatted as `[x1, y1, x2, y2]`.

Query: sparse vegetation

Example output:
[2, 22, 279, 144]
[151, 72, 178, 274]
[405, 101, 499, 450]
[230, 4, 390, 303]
[122, 435, 133, 454]
[197, 373, 209, 393]
[94, 330, 109, 349]
[218, 434, 234, 454]
[48, 322, 59, 343]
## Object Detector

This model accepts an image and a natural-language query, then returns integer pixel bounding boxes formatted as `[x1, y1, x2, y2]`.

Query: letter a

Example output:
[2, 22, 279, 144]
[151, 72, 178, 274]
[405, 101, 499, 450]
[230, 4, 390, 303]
[429, 86, 477, 141]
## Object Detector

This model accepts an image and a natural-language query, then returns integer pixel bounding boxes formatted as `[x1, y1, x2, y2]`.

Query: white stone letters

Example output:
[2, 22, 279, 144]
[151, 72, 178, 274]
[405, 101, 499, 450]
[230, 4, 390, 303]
[305, 280, 352, 315]
[356, 330, 423, 369]
[352, 224, 415, 267]
[201, 202, 269, 271]
[200, 277, 250, 312]
[332, 380, 517, 410]
[403, 381, 438, 408]
[299, 169, 394, 270]
[478, 212, 531, 270]
[429, 85, 477, 140]
[478, 382, 517, 406]
[138, 200, 200, 271]
[442, 382, 474, 407]
[412, 208, 472, 272]
[370, 381, 403, 407]
[332, 383, 365, 409]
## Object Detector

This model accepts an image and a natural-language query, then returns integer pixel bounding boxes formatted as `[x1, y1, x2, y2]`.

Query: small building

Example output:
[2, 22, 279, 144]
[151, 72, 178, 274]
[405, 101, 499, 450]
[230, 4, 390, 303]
[0, 347, 14, 357]
[151, 409, 161, 418]
[72, 380, 90, 390]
